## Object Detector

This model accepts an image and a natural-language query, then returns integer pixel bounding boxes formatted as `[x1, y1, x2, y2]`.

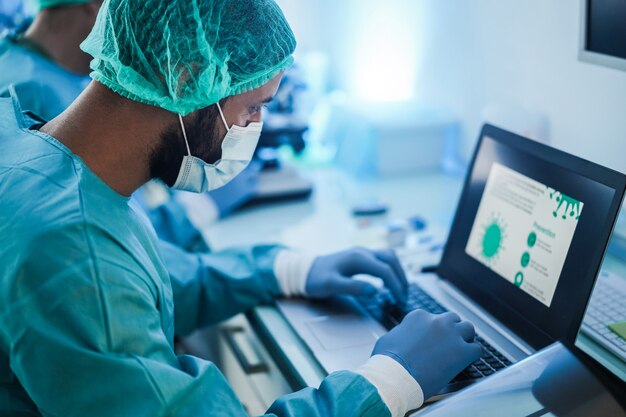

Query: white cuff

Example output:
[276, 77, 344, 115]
[174, 191, 220, 230]
[356, 354, 424, 417]
[273, 250, 316, 297]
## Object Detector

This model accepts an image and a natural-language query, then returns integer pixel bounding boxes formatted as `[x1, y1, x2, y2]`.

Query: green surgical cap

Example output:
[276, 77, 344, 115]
[37, 0, 93, 10]
[80, 0, 296, 116]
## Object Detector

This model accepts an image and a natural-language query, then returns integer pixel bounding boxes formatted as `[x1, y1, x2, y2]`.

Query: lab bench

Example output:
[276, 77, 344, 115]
[182, 167, 625, 416]
[181, 167, 462, 413]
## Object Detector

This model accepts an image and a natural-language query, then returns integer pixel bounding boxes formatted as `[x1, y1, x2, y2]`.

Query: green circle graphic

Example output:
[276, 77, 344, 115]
[521, 252, 530, 268]
[527, 232, 537, 248]
[514, 272, 524, 287]
[482, 223, 502, 258]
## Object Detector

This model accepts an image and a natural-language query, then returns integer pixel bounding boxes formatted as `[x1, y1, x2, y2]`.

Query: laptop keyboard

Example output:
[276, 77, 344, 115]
[357, 284, 512, 382]
[581, 271, 626, 360]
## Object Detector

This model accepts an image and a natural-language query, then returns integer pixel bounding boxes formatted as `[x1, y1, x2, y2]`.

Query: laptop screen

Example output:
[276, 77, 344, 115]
[439, 124, 626, 350]
[464, 162, 583, 308]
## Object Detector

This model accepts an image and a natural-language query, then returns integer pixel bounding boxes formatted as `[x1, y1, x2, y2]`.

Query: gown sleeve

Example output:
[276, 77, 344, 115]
[6, 228, 391, 417]
[159, 239, 284, 336]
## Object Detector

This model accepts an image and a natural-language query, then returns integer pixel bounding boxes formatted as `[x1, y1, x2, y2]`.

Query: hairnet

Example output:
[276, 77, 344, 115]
[80, 0, 296, 116]
[37, 0, 93, 11]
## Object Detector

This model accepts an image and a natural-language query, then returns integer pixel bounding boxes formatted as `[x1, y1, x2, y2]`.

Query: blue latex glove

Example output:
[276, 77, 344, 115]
[306, 248, 409, 305]
[373, 310, 482, 399]
[207, 160, 262, 218]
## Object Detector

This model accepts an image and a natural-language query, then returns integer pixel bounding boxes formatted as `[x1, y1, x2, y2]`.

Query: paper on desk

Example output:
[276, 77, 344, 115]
[608, 321, 626, 341]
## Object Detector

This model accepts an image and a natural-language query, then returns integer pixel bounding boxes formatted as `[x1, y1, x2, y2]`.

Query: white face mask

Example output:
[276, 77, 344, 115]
[172, 103, 263, 193]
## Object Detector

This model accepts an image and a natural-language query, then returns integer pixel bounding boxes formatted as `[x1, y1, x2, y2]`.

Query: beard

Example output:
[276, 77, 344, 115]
[149, 103, 224, 187]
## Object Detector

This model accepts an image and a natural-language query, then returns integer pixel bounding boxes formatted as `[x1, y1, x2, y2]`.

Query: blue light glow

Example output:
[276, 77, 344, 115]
[348, 2, 423, 101]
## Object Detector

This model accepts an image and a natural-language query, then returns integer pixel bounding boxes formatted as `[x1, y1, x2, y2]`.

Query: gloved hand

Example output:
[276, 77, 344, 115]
[207, 160, 262, 218]
[373, 310, 482, 399]
[305, 248, 408, 305]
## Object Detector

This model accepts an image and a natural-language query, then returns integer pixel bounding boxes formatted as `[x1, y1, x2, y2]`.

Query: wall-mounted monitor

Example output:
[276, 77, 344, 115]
[579, 0, 626, 72]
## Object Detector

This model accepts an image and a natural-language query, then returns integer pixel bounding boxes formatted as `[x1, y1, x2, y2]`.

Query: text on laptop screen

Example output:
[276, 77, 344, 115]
[465, 162, 584, 307]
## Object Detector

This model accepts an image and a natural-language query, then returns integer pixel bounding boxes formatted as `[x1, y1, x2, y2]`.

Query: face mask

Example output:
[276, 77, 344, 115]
[172, 103, 263, 193]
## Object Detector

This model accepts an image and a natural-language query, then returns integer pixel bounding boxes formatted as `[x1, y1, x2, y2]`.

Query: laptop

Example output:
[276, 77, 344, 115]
[276, 124, 626, 398]
[580, 206, 626, 366]
[581, 269, 626, 362]
[577, 209, 626, 387]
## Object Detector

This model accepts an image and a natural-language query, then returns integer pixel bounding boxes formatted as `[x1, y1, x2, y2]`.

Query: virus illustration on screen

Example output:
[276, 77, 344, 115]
[548, 188, 582, 220]
[478, 213, 507, 266]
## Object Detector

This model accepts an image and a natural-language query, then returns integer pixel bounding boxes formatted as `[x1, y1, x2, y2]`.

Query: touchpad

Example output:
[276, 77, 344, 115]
[306, 315, 380, 351]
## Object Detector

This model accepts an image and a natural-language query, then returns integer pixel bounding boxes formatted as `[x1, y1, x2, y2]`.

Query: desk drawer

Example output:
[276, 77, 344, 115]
[179, 314, 292, 415]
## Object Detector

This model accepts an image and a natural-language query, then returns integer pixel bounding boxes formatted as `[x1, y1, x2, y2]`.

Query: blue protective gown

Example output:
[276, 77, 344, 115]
[0, 28, 90, 122]
[0, 91, 390, 416]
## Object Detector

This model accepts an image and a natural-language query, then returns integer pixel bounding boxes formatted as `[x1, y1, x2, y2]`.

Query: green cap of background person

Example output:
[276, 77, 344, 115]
[80, 0, 297, 116]
[36, 0, 93, 11]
